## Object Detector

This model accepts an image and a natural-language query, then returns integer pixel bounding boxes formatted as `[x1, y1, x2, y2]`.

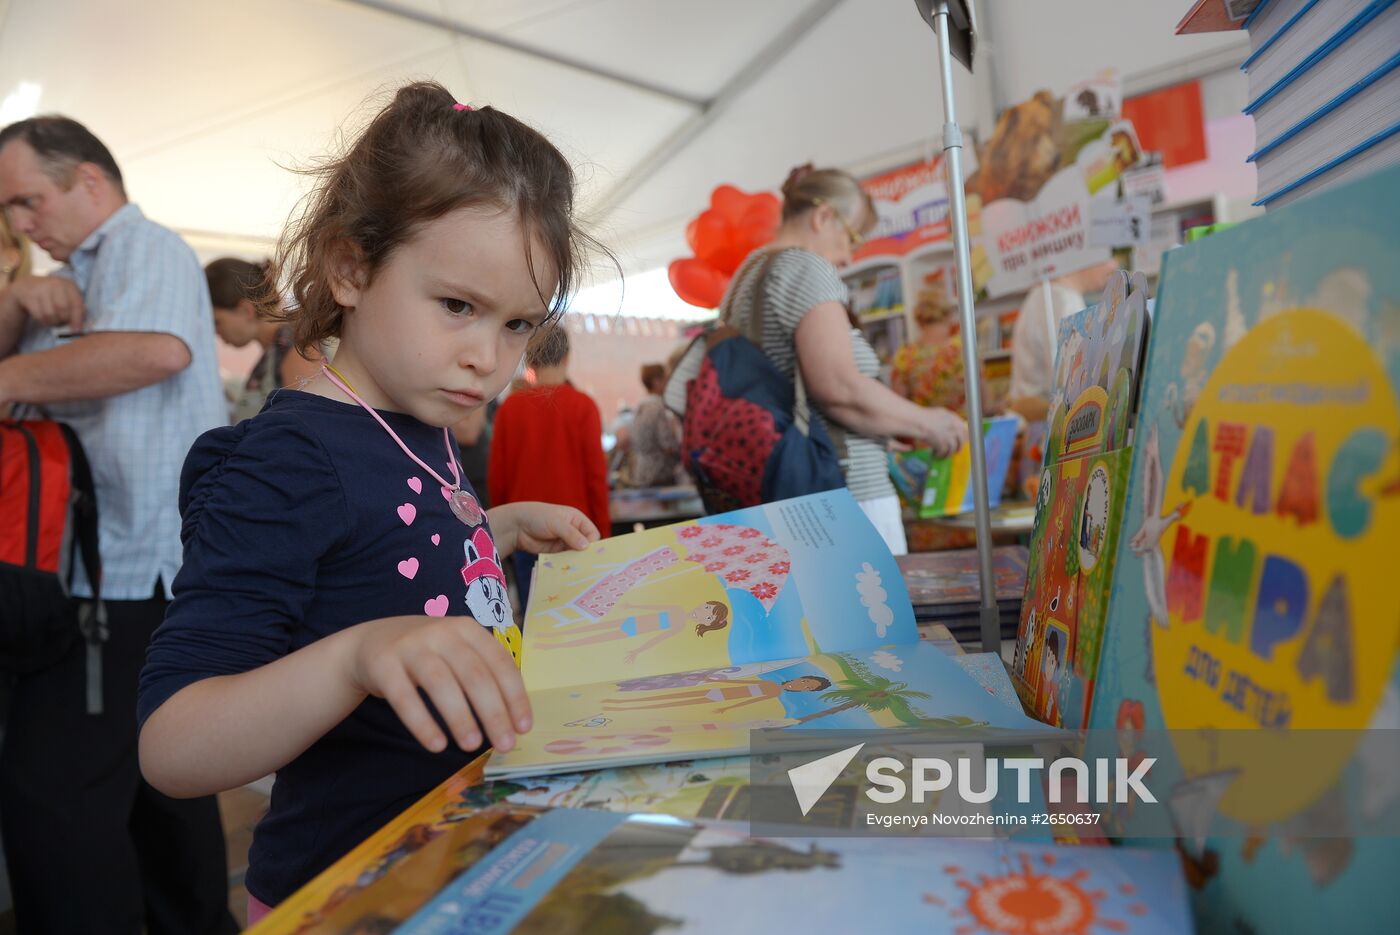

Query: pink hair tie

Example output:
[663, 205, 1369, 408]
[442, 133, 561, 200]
[453, 102, 473, 112]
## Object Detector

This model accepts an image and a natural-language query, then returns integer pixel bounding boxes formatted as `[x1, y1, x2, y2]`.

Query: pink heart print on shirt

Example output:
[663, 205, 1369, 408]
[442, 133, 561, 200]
[431, 534, 441, 546]
[397, 503, 417, 526]
[407, 477, 423, 495]
[424, 594, 449, 617]
[397, 557, 419, 580]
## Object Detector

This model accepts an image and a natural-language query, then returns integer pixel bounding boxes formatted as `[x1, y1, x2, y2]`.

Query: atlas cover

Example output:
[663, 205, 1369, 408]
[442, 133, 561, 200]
[1085, 164, 1400, 931]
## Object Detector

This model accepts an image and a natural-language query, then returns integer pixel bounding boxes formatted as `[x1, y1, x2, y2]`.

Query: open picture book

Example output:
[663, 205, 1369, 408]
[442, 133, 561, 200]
[489, 490, 1043, 779]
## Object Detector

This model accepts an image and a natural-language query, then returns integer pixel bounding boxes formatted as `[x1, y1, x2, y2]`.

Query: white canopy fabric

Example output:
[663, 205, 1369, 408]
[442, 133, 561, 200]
[0, 0, 1246, 300]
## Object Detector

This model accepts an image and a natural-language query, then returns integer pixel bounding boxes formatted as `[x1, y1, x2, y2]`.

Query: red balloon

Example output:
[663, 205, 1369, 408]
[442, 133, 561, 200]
[736, 202, 780, 252]
[670, 185, 781, 307]
[744, 192, 781, 218]
[668, 258, 728, 309]
[711, 184, 750, 223]
[691, 211, 731, 266]
[709, 240, 749, 276]
[740, 196, 780, 232]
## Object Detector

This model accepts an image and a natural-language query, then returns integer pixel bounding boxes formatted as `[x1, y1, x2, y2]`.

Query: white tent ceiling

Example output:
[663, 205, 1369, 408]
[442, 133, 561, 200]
[0, 0, 1247, 301]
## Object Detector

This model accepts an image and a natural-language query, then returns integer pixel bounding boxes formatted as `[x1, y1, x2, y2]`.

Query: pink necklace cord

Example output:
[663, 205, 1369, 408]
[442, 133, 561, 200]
[320, 364, 462, 492]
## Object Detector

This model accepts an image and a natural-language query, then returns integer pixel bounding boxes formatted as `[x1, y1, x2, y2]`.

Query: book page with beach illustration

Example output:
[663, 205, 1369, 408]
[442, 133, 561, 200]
[489, 641, 1041, 778]
[522, 490, 918, 691]
[495, 491, 1043, 778]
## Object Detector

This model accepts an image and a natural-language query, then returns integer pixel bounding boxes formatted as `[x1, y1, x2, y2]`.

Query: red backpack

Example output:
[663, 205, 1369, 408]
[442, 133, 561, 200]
[0, 419, 105, 700]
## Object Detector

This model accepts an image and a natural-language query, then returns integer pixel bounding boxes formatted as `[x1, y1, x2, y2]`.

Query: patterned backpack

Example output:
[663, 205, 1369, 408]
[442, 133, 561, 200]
[672, 249, 846, 514]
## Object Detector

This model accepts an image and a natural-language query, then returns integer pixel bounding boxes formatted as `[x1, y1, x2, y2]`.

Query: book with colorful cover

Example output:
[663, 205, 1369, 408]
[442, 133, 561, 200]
[1085, 164, 1400, 931]
[261, 802, 552, 935]
[1012, 447, 1133, 728]
[1042, 270, 1151, 467]
[245, 617, 993, 933]
[245, 754, 495, 933]
[398, 807, 1193, 934]
[1012, 271, 1151, 728]
[889, 415, 1020, 518]
[249, 644, 1031, 933]
[496, 490, 1042, 779]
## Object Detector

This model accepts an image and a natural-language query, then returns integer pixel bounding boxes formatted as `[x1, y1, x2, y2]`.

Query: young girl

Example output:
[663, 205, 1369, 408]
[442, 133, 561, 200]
[136, 82, 603, 922]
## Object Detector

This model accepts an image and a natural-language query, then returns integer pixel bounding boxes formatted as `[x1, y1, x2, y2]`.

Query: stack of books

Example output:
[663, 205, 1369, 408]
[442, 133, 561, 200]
[1240, 0, 1400, 208]
[896, 545, 1027, 643]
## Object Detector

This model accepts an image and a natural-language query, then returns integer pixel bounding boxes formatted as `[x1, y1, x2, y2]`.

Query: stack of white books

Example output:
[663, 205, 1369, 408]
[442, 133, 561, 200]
[1242, 0, 1400, 208]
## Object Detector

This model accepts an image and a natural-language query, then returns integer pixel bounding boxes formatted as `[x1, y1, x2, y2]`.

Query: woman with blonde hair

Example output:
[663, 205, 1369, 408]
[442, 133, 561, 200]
[1, 210, 32, 284]
[890, 286, 975, 415]
[667, 165, 968, 554]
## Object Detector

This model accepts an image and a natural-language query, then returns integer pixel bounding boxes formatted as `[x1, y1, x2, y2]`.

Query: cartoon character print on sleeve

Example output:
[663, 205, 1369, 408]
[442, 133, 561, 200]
[460, 526, 522, 666]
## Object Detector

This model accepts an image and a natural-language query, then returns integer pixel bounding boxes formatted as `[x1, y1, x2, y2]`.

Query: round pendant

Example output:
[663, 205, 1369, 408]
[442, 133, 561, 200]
[448, 488, 484, 527]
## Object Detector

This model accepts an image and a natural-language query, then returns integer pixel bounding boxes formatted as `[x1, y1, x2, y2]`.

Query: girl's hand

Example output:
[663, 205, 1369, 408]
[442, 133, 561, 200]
[346, 615, 532, 754]
[490, 502, 599, 556]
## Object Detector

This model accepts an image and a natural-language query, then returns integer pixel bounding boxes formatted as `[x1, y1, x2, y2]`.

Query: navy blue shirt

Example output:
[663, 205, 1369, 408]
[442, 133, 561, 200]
[138, 390, 518, 906]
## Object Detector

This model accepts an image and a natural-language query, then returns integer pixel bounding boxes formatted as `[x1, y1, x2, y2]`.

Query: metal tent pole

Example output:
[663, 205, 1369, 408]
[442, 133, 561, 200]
[928, 1, 1000, 655]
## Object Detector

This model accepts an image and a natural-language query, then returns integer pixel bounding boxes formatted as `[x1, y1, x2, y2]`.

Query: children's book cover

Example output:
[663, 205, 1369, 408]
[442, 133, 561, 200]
[251, 646, 1026, 931]
[245, 754, 495, 934]
[399, 808, 1193, 935]
[487, 640, 1044, 779]
[1086, 165, 1400, 932]
[889, 415, 1020, 518]
[1013, 270, 1151, 729]
[896, 544, 1028, 612]
[888, 446, 931, 509]
[1012, 448, 1132, 727]
[268, 802, 549, 935]
[1043, 270, 1151, 467]
[522, 489, 916, 692]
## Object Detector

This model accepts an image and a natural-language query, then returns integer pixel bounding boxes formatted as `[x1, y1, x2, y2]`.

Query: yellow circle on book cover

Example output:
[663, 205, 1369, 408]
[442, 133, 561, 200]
[1156, 308, 1400, 825]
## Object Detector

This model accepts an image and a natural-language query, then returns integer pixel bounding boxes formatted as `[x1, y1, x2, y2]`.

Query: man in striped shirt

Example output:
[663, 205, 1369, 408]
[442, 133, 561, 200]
[0, 116, 235, 934]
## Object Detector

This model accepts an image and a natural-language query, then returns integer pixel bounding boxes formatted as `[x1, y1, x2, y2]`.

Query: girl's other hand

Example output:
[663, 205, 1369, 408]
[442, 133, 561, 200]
[346, 615, 532, 754]
[494, 502, 599, 555]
